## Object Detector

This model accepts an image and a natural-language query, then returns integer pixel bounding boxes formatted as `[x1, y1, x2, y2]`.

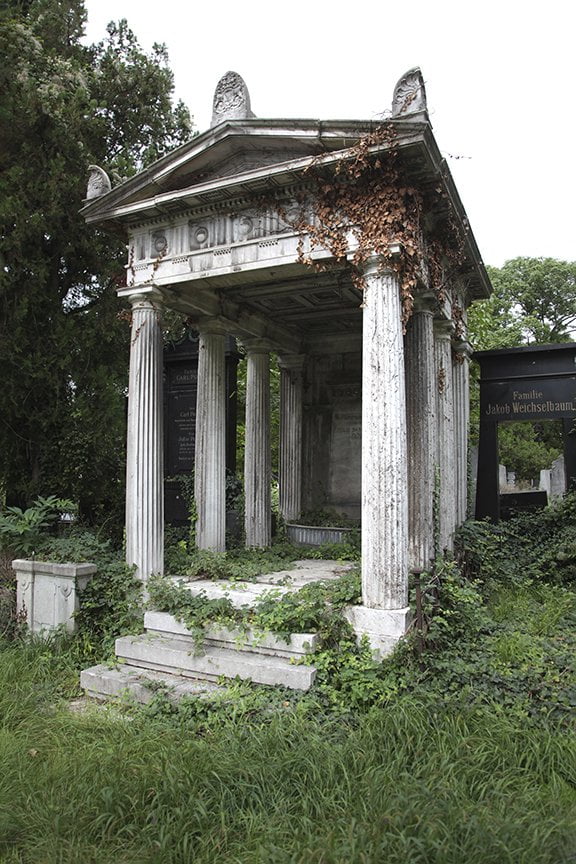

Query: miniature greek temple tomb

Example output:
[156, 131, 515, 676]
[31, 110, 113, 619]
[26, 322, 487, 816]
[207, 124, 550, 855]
[82, 70, 491, 653]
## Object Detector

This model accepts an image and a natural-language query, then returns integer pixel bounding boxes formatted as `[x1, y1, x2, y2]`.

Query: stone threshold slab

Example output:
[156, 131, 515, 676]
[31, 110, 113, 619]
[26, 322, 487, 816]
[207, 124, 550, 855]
[171, 560, 355, 608]
[172, 579, 293, 609]
[115, 634, 316, 691]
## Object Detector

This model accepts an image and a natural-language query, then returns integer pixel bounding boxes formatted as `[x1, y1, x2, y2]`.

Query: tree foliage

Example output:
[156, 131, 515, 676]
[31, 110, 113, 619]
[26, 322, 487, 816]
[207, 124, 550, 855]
[0, 0, 192, 522]
[469, 257, 576, 350]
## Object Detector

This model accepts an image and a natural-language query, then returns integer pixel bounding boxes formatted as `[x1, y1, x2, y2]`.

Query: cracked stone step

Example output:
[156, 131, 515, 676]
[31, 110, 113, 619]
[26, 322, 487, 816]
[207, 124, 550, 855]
[80, 663, 223, 705]
[144, 611, 317, 658]
[115, 634, 317, 691]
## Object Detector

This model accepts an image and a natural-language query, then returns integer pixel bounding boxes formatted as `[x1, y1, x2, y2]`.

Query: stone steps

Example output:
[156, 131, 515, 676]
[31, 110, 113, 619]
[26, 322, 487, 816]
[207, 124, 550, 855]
[80, 663, 223, 704]
[80, 561, 353, 706]
[145, 610, 318, 658]
[115, 633, 316, 690]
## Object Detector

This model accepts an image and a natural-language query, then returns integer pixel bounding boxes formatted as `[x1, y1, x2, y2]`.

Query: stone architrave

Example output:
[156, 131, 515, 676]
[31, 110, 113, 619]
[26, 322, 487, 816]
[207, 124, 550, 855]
[125, 293, 164, 582]
[453, 341, 472, 524]
[278, 354, 305, 523]
[244, 342, 271, 547]
[405, 301, 437, 571]
[360, 258, 409, 609]
[434, 321, 457, 551]
[194, 326, 226, 552]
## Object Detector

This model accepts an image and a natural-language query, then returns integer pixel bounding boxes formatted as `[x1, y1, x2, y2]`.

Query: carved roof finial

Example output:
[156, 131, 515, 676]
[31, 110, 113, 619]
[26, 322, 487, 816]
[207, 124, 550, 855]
[86, 165, 111, 200]
[391, 68, 428, 118]
[211, 71, 255, 128]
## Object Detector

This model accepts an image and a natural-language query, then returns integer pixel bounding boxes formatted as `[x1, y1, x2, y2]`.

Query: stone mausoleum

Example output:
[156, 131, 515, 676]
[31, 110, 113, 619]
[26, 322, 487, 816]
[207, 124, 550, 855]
[82, 69, 490, 652]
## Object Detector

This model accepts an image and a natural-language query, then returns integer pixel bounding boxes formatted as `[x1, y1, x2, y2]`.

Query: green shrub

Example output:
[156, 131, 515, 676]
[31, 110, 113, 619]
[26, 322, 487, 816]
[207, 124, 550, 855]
[0, 495, 76, 557]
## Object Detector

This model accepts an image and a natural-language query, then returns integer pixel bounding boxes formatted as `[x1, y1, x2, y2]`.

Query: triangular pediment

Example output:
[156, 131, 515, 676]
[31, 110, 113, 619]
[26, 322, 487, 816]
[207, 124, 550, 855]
[81, 119, 379, 226]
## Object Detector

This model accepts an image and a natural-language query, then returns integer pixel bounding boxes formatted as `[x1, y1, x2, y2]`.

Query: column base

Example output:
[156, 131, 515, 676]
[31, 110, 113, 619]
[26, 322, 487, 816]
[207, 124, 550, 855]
[343, 604, 412, 659]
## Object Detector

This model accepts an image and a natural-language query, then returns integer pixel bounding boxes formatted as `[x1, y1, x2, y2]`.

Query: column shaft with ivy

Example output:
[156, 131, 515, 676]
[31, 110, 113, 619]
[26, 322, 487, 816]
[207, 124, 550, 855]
[360, 258, 408, 609]
[125, 293, 164, 582]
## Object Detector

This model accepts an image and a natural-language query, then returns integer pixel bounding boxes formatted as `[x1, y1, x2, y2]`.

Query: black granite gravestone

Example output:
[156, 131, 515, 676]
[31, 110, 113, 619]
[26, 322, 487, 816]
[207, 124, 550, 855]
[474, 343, 576, 521]
[164, 331, 240, 525]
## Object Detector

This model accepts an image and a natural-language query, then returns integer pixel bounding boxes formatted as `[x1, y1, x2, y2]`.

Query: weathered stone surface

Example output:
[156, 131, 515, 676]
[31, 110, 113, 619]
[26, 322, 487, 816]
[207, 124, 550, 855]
[144, 611, 317, 657]
[453, 342, 471, 523]
[244, 344, 271, 547]
[80, 664, 222, 704]
[13, 559, 96, 635]
[391, 67, 428, 117]
[278, 354, 305, 522]
[551, 455, 566, 499]
[194, 328, 226, 551]
[211, 71, 255, 127]
[361, 260, 408, 609]
[125, 294, 164, 581]
[434, 321, 456, 551]
[343, 605, 412, 658]
[115, 634, 316, 690]
[405, 305, 436, 571]
[85, 165, 111, 200]
[176, 578, 292, 610]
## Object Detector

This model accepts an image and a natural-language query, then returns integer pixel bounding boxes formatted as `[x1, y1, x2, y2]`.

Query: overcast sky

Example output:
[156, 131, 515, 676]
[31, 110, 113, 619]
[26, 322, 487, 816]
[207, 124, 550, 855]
[84, 0, 574, 269]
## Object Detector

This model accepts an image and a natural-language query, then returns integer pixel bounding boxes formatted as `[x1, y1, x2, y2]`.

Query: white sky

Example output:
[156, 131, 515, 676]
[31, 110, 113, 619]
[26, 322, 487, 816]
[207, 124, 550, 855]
[84, 0, 575, 269]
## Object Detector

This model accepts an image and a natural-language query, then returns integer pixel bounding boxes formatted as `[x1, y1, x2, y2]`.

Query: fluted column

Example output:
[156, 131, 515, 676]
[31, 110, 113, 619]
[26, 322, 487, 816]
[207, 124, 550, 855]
[405, 302, 437, 572]
[278, 354, 305, 523]
[434, 321, 457, 552]
[361, 259, 408, 609]
[125, 293, 164, 582]
[244, 342, 271, 547]
[453, 341, 472, 525]
[194, 326, 226, 551]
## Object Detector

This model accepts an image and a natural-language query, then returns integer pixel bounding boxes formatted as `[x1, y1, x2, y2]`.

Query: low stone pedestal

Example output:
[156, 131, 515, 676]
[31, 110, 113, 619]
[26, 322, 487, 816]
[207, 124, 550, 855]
[13, 559, 96, 635]
[343, 605, 412, 658]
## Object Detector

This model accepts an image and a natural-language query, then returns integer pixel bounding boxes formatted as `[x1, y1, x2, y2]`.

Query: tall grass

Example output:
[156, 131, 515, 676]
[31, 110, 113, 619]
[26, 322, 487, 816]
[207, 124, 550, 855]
[1, 640, 575, 863]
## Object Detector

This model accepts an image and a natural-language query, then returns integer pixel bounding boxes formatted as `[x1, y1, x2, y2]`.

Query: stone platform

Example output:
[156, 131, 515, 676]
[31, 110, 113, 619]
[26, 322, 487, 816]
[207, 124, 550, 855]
[81, 560, 352, 705]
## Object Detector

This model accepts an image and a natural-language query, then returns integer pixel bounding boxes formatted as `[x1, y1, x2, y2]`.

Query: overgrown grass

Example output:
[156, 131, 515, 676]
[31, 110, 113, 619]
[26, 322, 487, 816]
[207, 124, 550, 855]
[1, 500, 576, 861]
[0, 638, 575, 863]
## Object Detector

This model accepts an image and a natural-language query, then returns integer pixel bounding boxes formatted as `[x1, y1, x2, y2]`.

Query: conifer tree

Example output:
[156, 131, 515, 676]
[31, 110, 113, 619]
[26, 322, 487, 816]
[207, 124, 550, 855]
[0, 1, 192, 524]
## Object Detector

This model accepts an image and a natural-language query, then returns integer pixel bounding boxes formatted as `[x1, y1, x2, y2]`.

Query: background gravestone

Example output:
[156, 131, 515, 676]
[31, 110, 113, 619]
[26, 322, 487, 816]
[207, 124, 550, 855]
[164, 331, 240, 525]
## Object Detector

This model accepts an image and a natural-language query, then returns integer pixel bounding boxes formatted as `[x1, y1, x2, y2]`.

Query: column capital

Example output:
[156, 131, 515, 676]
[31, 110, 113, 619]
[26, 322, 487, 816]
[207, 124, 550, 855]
[240, 337, 273, 354]
[361, 253, 398, 279]
[195, 317, 229, 336]
[453, 340, 473, 359]
[411, 292, 437, 315]
[277, 353, 306, 372]
[127, 289, 163, 310]
[434, 319, 455, 340]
